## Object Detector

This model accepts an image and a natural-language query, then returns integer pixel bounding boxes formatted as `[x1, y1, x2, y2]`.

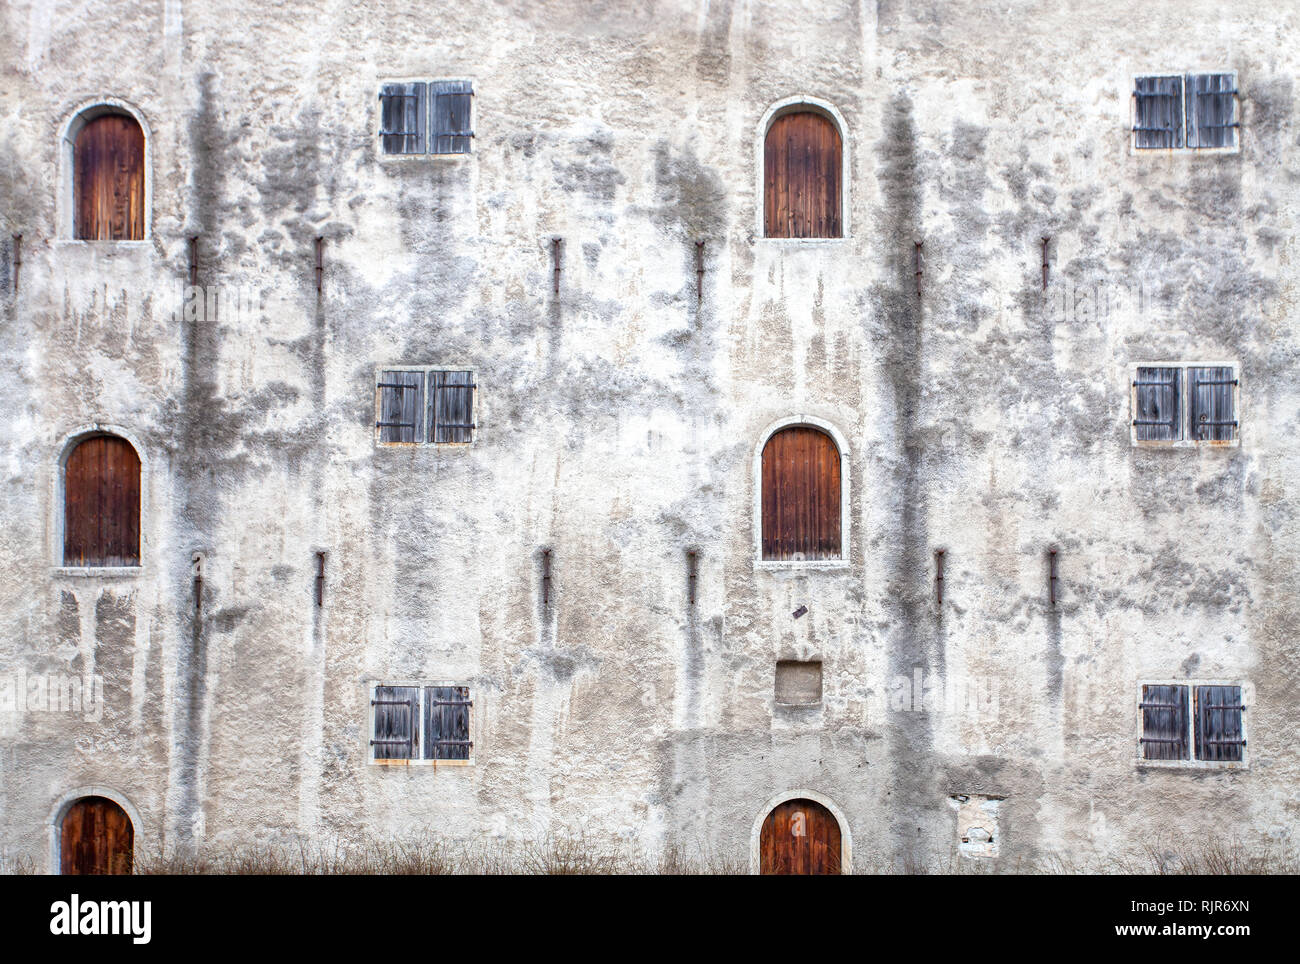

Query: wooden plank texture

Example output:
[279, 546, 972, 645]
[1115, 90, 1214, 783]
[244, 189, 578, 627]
[429, 370, 474, 443]
[761, 426, 841, 560]
[64, 435, 141, 567]
[759, 799, 842, 875]
[74, 114, 145, 240]
[1188, 366, 1235, 442]
[1134, 366, 1181, 441]
[764, 110, 842, 238]
[60, 796, 133, 875]
[373, 685, 419, 760]
[1141, 684, 1189, 761]
[1195, 685, 1244, 762]
[424, 685, 471, 760]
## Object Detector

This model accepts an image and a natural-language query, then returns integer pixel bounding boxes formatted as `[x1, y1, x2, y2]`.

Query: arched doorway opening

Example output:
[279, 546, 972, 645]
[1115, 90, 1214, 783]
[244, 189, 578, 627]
[758, 796, 844, 875]
[60, 796, 133, 875]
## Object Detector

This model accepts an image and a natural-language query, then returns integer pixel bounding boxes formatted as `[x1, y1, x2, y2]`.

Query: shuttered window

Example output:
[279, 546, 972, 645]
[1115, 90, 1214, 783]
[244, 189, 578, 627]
[377, 368, 476, 445]
[376, 370, 425, 443]
[1131, 364, 1237, 445]
[1188, 366, 1237, 442]
[370, 684, 473, 763]
[1133, 76, 1185, 149]
[1133, 73, 1238, 150]
[1186, 74, 1238, 149]
[1139, 684, 1189, 761]
[1132, 366, 1181, 441]
[431, 81, 473, 154]
[761, 426, 842, 561]
[379, 83, 426, 154]
[428, 370, 475, 443]
[74, 114, 146, 240]
[1139, 682, 1247, 764]
[764, 110, 842, 239]
[424, 685, 472, 761]
[378, 80, 472, 155]
[63, 435, 141, 567]
[1194, 685, 1245, 762]
[371, 685, 419, 760]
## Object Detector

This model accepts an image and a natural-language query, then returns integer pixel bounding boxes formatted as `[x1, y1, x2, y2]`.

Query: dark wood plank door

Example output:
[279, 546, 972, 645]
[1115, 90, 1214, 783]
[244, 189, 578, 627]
[61, 797, 133, 875]
[760, 798, 842, 874]
[764, 110, 842, 238]
[761, 426, 841, 560]
[64, 435, 141, 567]
[74, 114, 146, 240]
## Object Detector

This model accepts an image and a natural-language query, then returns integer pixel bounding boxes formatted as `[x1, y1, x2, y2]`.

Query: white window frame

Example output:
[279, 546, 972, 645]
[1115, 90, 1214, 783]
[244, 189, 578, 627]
[376, 78, 475, 162]
[366, 680, 474, 766]
[51, 424, 147, 576]
[1128, 360, 1240, 448]
[755, 95, 851, 243]
[56, 98, 154, 243]
[1134, 678, 1250, 770]
[373, 365, 479, 448]
[1129, 70, 1240, 156]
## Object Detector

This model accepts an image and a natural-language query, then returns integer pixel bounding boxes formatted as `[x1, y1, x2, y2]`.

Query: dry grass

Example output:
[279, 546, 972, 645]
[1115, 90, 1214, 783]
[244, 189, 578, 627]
[5, 835, 1294, 875]
[129, 833, 746, 876]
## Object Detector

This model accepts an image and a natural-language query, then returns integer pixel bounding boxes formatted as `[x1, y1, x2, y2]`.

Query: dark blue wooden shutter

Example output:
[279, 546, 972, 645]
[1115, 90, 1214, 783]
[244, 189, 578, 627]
[379, 83, 426, 154]
[1140, 684, 1189, 761]
[431, 81, 473, 154]
[1186, 73, 1237, 149]
[1134, 76, 1184, 149]
[372, 685, 419, 760]
[1133, 366, 1181, 441]
[428, 370, 475, 443]
[1195, 685, 1244, 762]
[423, 685, 472, 760]
[1188, 366, 1237, 442]
[377, 370, 425, 443]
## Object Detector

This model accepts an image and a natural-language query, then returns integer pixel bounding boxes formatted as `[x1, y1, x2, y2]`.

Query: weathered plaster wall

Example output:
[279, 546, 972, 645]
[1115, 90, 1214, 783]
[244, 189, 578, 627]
[0, 0, 1297, 871]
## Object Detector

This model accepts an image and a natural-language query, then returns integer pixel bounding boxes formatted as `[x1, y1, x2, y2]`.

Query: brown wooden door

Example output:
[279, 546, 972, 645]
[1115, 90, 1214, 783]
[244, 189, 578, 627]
[760, 798, 842, 875]
[64, 435, 141, 567]
[60, 797, 133, 875]
[74, 114, 146, 240]
[763, 110, 842, 239]
[761, 426, 841, 560]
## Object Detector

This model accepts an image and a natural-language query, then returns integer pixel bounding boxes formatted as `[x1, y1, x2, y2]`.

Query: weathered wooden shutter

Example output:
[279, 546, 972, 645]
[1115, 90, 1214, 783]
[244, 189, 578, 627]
[64, 435, 141, 567]
[1133, 76, 1185, 149]
[1194, 685, 1245, 762]
[424, 685, 472, 760]
[376, 370, 425, 443]
[428, 370, 475, 443]
[763, 111, 842, 239]
[371, 685, 419, 760]
[1139, 684, 1190, 761]
[1186, 73, 1237, 149]
[74, 114, 146, 240]
[379, 83, 426, 154]
[1132, 366, 1181, 441]
[430, 81, 473, 154]
[1188, 366, 1237, 442]
[761, 426, 842, 560]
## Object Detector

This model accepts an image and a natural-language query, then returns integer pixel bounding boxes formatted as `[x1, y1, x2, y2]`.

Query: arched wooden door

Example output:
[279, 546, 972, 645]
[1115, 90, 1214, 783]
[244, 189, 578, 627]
[60, 797, 133, 875]
[74, 113, 146, 240]
[63, 434, 141, 567]
[761, 426, 841, 560]
[759, 798, 842, 875]
[763, 110, 842, 238]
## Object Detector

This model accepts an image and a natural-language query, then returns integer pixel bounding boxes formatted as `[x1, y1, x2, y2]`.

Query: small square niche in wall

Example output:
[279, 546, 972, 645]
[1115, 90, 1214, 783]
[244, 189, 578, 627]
[775, 660, 823, 706]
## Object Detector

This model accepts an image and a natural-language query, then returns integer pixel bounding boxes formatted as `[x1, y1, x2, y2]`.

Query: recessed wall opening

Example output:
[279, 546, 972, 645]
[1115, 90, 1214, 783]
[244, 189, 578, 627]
[775, 660, 823, 706]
